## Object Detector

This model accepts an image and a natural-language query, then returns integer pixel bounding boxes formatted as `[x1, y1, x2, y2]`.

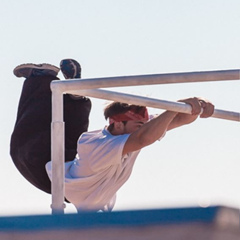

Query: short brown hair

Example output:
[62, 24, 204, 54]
[104, 102, 146, 120]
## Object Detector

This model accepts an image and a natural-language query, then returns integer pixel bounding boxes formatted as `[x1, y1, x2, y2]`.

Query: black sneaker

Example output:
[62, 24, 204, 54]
[60, 59, 81, 79]
[13, 63, 60, 78]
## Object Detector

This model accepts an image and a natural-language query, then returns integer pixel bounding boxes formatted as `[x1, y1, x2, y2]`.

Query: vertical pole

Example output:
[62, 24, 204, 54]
[51, 89, 65, 214]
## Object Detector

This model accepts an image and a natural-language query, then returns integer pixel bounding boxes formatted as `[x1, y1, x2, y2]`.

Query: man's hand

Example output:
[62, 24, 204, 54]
[198, 98, 215, 118]
[179, 97, 214, 118]
[167, 97, 215, 130]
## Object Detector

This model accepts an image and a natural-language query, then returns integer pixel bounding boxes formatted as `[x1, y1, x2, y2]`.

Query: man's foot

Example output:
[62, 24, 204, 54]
[60, 59, 81, 79]
[60, 59, 85, 100]
[13, 63, 60, 78]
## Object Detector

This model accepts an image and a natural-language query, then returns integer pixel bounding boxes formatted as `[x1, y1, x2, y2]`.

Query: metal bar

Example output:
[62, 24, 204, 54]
[50, 69, 240, 214]
[51, 90, 65, 214]
[69, 88, 240, 122]
[51, 69, 240, 92]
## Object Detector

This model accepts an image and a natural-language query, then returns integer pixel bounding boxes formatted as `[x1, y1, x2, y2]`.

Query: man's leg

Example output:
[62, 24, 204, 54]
[60, 59, 92, 160]
[10, 62, 91, 194]
[64, 95, 91, 161]
[10, 65, 60, 194]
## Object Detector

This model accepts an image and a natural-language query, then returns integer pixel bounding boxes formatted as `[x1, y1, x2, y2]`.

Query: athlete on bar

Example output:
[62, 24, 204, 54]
[11, 61, 214, 212]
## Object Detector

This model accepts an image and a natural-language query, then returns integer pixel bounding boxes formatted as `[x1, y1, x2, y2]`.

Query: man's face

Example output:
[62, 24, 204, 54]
[123, 120, 147, 134]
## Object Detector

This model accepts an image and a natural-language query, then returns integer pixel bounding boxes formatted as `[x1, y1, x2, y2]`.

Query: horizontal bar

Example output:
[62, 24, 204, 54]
[51, 69, 240, 93]
[69, 88, 240, 122]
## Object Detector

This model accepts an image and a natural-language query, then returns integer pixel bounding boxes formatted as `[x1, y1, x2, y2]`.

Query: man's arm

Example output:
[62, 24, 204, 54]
[122, 97, 214, 155]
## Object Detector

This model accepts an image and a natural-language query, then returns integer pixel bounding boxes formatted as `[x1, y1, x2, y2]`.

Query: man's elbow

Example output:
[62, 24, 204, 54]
[137, 135, 156, 148]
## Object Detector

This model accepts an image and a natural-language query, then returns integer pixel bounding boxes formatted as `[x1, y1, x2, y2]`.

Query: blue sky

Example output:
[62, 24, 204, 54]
[0, 0, 239, 215]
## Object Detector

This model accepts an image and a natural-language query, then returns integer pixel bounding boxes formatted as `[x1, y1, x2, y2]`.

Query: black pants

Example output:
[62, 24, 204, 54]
[10, 75, 91, 194]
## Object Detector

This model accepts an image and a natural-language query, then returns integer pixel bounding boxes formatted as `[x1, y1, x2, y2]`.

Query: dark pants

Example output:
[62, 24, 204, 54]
[10, 75, 91, 194]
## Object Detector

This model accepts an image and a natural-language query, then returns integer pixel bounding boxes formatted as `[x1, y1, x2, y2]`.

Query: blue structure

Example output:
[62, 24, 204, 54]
[0, 206, 239, 240]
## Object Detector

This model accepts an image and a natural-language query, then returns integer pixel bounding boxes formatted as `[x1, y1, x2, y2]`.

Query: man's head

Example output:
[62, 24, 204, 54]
[104, 102, 149, 135]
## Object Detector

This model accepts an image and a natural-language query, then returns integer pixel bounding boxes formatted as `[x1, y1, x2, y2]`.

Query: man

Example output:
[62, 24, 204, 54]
[46, 95, 214, 212]
[10, 59, 91, 194]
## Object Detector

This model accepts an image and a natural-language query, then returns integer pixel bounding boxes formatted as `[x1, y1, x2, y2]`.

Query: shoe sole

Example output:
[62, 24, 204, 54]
[14, 63, 60, 78]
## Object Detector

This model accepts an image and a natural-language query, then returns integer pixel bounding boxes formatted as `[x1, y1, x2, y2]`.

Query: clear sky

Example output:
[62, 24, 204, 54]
[0, 0, 239, 216]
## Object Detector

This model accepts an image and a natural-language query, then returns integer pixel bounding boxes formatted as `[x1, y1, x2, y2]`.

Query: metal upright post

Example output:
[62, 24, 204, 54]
[51, 87, 65, 214]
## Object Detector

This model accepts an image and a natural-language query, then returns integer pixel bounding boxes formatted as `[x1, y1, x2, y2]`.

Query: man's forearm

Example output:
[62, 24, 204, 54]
[135, 110, 178, 145]
[167, 112, 199, 130]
